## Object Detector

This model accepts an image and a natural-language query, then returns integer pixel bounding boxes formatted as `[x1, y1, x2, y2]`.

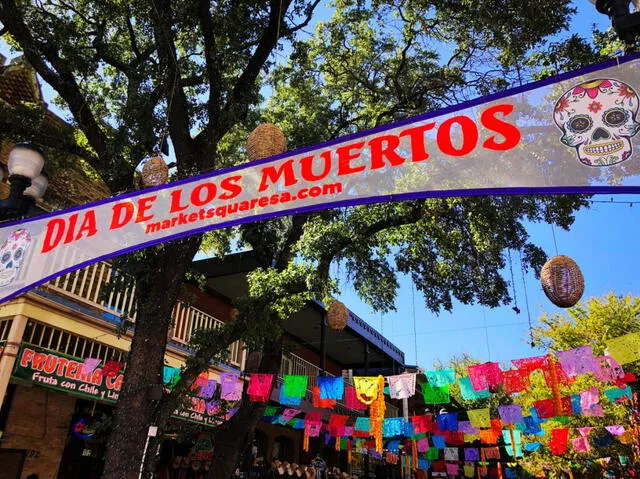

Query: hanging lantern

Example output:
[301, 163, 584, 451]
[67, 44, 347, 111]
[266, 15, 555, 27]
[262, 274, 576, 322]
[327, 300, 349, 331]
[247, 123, 287, 162]
[245, 351, 262, 371]
[141, 156, 169, 187]
[540, 255, 584, 308]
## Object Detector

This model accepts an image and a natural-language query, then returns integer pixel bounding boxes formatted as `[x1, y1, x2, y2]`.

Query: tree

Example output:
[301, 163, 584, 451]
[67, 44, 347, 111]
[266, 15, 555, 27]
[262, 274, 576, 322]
[0, 0, 595, 477]
[440, 293, 640, 478]
[519, 293, 640, 477]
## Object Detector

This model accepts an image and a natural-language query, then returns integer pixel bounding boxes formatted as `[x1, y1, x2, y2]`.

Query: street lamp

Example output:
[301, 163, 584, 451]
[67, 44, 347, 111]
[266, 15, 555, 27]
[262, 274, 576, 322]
[0, 142, 48, 221]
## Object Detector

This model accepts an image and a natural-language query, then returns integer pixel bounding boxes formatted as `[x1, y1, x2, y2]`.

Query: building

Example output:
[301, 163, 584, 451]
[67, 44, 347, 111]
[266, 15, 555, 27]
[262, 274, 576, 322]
[194, 253, 405, 472]
[0, 56, 407, 479]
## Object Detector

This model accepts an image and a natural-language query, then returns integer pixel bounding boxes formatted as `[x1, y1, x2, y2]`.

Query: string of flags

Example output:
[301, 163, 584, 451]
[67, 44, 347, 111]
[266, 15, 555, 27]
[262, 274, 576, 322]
[251, 330, 640, 469]
[77, 330, 640, 472]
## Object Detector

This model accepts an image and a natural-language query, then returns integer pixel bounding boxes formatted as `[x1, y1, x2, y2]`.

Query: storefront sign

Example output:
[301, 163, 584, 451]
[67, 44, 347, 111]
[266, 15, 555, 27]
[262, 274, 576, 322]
[12, 344, 226, 427]
[12, 345, 124, 402]
[1, 54, 640, 303]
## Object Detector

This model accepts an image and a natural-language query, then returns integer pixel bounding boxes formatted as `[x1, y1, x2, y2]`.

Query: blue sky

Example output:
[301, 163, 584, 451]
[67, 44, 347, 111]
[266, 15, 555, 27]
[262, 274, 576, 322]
[1, 1, 626, 370]
[337, 194, 640, 368]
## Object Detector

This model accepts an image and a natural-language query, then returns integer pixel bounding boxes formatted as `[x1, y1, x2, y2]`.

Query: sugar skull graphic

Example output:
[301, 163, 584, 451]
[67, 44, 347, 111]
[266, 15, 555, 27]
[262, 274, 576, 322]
[553, 79, 640, 166]
[0, 229, 31, 287]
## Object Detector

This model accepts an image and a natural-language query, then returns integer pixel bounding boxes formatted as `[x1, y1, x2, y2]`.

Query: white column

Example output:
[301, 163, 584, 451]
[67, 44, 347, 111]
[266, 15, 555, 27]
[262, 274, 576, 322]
[0, 314, 28, 412]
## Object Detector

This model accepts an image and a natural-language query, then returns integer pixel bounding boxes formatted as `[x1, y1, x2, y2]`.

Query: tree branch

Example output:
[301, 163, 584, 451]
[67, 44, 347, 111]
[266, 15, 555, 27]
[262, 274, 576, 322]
[220, 0, 293, 131]
[148, 0, 197, 171]
[316, 202, 438, 276]
[0, 0, 111, 174]
[124, 8, 142, 61]
[282, 0, 321, 36]
[275, 214, 310, 269]
[197, 0, 222, 139]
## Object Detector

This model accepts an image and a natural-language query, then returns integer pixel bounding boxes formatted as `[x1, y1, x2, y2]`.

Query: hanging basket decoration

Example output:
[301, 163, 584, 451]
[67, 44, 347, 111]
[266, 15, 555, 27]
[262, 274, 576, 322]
[540, 255, 584, 308]
[327, 301, 349, 331]
[247, 123, 287, 162]
[141, 156, 169, 187]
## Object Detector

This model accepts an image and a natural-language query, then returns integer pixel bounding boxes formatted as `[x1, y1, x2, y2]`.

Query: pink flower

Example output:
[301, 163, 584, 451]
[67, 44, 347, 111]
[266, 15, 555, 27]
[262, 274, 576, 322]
[572, 79, 612, 99]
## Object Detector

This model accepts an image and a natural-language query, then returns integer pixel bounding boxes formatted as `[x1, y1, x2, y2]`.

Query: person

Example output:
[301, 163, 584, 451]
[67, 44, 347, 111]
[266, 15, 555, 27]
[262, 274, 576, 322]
[310, 454, 327, 479]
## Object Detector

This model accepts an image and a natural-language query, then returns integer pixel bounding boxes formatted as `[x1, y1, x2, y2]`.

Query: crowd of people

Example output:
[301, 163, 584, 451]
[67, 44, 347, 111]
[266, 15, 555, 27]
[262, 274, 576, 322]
[246, 454, 360, 479]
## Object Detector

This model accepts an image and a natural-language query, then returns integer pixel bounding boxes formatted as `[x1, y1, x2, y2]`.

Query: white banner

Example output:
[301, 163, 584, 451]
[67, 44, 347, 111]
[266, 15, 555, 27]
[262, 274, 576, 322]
[2, 54, 640, 303]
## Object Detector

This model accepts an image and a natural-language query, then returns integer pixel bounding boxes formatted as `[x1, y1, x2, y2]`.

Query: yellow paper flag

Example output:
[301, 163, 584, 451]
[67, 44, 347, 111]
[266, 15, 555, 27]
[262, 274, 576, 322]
[467, 408, 491, 429]
[463, 464, 475, 478]
[353, 376, 379, 405]
[606, 332, 640, 365]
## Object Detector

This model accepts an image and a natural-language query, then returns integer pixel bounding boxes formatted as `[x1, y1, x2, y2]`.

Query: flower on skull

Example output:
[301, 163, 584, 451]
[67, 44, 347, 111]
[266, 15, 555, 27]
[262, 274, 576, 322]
[553, 78, 640, 166]
[0, 229, 31, 287]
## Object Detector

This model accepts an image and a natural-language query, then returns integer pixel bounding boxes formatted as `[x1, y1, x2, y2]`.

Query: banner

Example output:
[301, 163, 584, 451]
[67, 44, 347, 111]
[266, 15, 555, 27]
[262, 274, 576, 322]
[12, 344, 225, 427]
[12, 344, 125, 402]
[1, 54, 640, 303]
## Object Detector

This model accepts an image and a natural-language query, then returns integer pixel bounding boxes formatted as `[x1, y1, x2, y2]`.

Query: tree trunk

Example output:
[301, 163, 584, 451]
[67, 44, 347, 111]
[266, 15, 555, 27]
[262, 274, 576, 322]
[208, 338, 284, 479]
[102, 237, 201, 479]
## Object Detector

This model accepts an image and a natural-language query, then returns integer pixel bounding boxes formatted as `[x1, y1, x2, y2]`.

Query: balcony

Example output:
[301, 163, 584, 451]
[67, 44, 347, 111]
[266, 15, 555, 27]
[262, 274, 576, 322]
[40, 261, 245, 368]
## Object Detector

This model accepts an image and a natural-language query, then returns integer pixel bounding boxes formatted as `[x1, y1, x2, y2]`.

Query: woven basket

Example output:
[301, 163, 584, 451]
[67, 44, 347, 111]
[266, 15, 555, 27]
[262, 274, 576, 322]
[141, 156, 169, 187]
[327, 301, 349, 331]
[247, 123, 287, 162]
[540, 255, 584, 308]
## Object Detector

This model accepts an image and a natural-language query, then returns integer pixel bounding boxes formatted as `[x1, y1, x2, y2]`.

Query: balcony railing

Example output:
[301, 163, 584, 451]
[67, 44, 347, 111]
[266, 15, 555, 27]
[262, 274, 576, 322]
[42, 261, 245, 368]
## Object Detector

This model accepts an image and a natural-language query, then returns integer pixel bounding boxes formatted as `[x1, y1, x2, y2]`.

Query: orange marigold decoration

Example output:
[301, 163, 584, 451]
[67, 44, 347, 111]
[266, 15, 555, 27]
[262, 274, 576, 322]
[547, 354, 564, 416]
[369, 375, 386, 453]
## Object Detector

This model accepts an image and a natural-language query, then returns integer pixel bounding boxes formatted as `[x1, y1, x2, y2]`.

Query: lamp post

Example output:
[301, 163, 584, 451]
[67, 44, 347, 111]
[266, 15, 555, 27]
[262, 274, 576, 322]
[0, 142, 48, 221]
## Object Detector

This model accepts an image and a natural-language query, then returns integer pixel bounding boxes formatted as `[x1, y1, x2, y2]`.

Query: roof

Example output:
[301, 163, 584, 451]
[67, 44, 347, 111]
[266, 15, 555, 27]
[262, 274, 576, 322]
[0, 57, 42, 106]
[0, 56, 111, 207]
[193, 251, 406, 369]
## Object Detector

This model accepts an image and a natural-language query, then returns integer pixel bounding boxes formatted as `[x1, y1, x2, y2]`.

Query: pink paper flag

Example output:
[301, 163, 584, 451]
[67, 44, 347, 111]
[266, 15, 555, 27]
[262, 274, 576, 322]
[605, 425, 625, 436]
[572, 437, 591, 453]
[594, 355, 625, 382]
[305, 421, 322, 437]
[468, 362, 503, 391]
[417, 438, 429, 452]
[281, 408, 301, 422]
[582, 404, 604, 417]
[578, 427, 594, 437]
[580, 387, 600, 410]
[446, 463, 459, 476]
[81, 358, 101, 375]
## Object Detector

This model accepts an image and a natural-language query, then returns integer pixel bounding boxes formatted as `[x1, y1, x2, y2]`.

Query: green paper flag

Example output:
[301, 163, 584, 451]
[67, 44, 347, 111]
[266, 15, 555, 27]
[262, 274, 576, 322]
[283, 375, 308, 397]
[422, 383, 450, 404]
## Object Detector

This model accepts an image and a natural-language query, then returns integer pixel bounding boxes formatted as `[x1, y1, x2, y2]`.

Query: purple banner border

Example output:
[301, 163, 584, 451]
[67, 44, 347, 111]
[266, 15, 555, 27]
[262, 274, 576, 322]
[3, 53, 640, 304]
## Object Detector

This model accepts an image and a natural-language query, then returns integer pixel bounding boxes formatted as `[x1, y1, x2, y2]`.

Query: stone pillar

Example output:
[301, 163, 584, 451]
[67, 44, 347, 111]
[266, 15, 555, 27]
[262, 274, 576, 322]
[0, 314, 28, 412]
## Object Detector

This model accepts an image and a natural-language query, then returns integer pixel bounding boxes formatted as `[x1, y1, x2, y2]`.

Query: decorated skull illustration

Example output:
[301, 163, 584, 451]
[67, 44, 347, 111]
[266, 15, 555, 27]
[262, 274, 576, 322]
[0, 229, 31, 287]
[553, 78, 640, 166]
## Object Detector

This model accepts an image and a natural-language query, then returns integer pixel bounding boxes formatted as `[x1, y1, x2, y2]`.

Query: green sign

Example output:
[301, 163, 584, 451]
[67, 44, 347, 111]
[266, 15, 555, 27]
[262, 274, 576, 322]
[12, 344, 124, 402]
[12, 344, 229, 427]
